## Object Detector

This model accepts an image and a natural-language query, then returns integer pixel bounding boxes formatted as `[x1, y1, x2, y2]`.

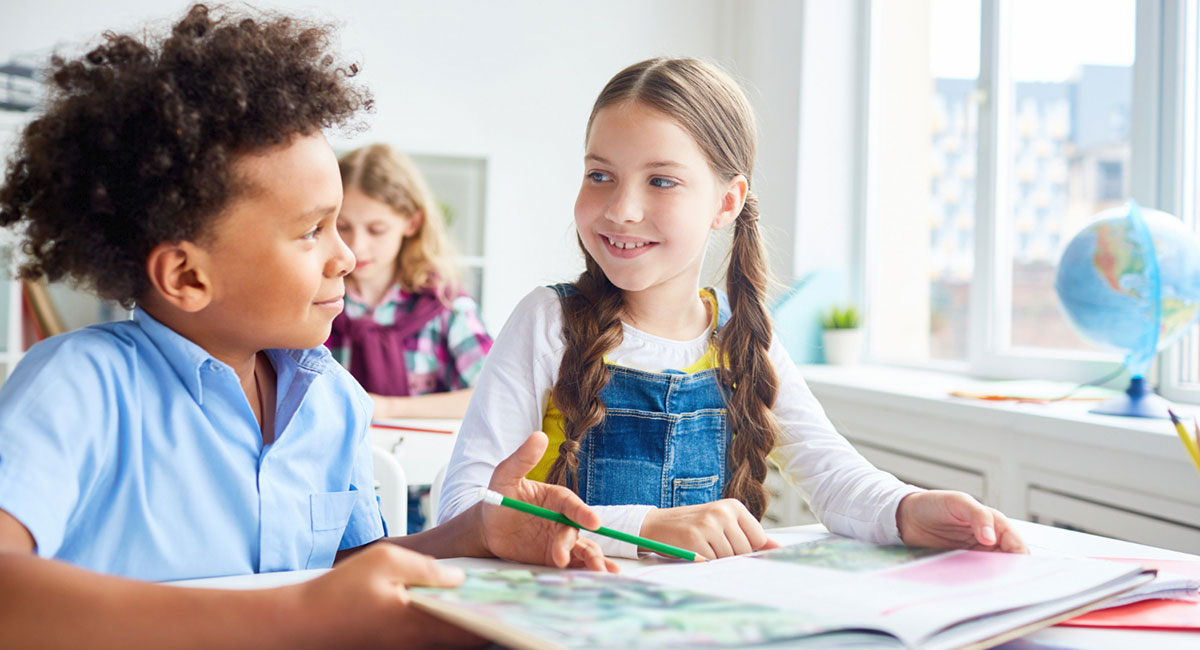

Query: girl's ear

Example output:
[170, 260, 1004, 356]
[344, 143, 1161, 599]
[145, 241, 213, 313]
[713, 174, 748, 231]
[404, 210, 425, 237]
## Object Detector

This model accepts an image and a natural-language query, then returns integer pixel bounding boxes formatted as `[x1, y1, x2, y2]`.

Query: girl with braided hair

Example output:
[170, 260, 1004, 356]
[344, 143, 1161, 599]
[439, 57, 1026, 560]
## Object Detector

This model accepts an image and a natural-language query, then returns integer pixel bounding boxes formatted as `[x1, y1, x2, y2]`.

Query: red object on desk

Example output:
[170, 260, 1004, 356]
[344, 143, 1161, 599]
[1058, 558, 1200, 630]
[370, 421, 455, 435]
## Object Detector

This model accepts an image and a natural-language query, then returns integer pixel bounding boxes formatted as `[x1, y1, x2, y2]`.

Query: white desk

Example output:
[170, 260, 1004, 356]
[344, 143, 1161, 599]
[170, 520, 1199, 649]
[369, 418, 461, 486]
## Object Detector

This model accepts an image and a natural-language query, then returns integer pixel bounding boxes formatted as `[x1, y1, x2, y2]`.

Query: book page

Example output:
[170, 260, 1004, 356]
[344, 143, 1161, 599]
[410, 568, 903, 649]
[632, 535, 1149, 647]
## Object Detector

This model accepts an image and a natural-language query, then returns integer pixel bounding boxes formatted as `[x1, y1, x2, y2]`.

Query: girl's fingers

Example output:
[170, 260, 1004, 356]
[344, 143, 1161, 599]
[705, 530, 735, 559]
[735, 507, 771, 551]
[725, 527, 754, 556]
[992, 512, 1029, 554]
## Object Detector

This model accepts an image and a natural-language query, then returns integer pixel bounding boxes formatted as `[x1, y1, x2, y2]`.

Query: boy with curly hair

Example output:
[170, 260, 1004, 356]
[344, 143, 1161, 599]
[0, 4, 611, 647]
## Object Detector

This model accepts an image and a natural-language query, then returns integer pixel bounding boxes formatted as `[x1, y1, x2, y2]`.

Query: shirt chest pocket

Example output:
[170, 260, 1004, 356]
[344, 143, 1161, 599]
[306, 490, 359, 569]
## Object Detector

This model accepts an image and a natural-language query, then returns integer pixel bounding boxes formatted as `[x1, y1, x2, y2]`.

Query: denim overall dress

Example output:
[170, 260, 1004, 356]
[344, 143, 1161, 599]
[529, 284, 733, 508]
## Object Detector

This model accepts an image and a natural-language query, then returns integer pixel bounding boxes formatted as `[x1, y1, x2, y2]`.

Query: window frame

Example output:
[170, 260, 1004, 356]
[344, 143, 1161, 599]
[1158, 0, 1200, 403]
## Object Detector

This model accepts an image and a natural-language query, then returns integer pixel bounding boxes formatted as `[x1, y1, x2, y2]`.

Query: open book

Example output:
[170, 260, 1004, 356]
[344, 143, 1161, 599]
[410, 532, 1154, 650]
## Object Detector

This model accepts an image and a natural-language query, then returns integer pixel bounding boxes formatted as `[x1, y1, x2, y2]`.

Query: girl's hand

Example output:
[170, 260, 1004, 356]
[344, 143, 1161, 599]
[480, 432, 619, 572]
[896, 490, 1028, 553]
[289, 543, 483, 649]
[639, 499, 779, 560]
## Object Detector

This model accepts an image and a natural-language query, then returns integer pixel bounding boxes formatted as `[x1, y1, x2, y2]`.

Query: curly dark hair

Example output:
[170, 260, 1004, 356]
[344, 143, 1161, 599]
[0, 3, 371, 307]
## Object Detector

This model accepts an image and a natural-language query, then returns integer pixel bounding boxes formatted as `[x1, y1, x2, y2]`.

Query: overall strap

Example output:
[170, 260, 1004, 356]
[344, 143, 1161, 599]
[548, 282, 578, 301]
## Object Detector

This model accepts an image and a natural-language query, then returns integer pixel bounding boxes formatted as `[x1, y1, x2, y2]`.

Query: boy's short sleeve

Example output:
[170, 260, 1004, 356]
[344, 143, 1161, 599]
[339, 383, 386, 548]
[0, 334, 118, 556]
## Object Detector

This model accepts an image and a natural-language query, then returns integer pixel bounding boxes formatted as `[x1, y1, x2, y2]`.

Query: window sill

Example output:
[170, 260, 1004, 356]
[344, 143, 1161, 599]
[797, 364, 1200, 552]
[799, 363, 1193, 461]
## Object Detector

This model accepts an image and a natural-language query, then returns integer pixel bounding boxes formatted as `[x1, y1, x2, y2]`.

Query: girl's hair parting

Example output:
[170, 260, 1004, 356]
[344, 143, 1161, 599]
[547, 57, 781, 519]
[0, 3, 371, 307]
[338, 144, 460, 302]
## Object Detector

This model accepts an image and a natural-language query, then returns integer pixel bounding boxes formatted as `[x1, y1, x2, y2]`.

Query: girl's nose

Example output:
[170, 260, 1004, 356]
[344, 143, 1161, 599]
[605, 186, 642, 224]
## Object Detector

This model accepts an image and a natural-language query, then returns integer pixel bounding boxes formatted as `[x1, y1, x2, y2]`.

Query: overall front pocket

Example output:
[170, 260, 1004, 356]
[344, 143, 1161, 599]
[671, 474, 721, 507]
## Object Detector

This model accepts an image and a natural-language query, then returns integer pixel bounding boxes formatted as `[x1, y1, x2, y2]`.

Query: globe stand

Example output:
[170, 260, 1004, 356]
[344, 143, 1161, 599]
[1089, 376, 1172, 419]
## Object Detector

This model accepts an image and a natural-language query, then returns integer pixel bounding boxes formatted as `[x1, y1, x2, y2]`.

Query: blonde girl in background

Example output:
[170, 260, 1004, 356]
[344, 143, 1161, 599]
[327, 144, 493, 420]
[438, 57, 1027, 560]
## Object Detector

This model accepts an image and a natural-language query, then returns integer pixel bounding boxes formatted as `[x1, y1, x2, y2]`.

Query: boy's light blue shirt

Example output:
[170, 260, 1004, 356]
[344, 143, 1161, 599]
[0, 308, 385, 581]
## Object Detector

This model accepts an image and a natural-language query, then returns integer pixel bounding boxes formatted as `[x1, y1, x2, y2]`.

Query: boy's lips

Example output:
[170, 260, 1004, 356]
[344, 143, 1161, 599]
[314, 295, 344, 309]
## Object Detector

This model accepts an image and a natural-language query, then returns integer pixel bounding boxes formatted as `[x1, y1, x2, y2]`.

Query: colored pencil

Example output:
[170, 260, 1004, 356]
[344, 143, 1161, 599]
[370, 421, 455, 435]
[479, 489, 705, 562]
[1166, 409, 1200, 474]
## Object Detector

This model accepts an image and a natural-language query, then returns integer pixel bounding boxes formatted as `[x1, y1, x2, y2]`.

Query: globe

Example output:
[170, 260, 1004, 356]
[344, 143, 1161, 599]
[1055, 201, 1200, 417]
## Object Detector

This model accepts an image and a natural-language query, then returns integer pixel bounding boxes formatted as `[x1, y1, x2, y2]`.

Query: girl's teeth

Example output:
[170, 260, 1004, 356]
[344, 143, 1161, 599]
[606, 237, 649, 249]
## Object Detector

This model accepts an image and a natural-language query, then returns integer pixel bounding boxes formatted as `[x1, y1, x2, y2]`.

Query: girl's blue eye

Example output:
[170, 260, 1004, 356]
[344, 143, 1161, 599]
[650, 177, 677, 189]
[303, 226, 323, 241]
[588, 171, 611, 183]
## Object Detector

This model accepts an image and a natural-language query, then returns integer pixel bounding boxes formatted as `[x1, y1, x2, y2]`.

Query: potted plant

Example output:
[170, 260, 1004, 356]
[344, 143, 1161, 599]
[821, 304, 862, 365]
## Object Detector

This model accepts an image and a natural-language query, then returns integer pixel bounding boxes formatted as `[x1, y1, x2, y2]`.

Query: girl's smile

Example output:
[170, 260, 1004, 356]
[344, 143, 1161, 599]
[601, 233, 659, 258]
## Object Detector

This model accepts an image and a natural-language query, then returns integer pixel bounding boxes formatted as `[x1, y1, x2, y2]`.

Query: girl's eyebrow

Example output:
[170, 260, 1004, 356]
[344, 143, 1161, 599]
[584, 153, 686, 170]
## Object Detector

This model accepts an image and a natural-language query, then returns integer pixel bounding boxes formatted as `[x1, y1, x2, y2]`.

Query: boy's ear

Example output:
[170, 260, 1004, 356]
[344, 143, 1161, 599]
[404, 210, 425, 237]
[713, 174, 748, 231]
[145, 241, 213, 313]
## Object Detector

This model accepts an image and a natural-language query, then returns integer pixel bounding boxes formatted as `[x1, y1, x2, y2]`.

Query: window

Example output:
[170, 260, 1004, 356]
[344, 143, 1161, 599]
[863, 0, 1180, 384]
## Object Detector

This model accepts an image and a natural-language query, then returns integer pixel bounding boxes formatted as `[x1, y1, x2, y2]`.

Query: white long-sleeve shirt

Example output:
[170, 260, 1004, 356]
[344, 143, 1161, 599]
[438, 287, 921, 557]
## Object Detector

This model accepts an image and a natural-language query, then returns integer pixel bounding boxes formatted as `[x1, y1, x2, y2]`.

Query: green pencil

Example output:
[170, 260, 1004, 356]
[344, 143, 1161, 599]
[479, 488, 704, 562]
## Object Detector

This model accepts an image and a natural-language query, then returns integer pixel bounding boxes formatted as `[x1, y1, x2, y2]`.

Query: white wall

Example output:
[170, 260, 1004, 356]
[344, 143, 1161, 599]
[1, 0, 867, 330]
[1, 0, 737, 328]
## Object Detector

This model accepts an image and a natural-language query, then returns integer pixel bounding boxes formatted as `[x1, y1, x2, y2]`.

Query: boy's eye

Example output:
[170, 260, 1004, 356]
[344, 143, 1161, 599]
[302, 225, 323, 241]
[587, 171, 612, 183]
[650, 177, 677, 189]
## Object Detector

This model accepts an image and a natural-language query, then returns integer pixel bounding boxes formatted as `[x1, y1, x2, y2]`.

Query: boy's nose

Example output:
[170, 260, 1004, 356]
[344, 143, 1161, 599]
[328, 229, 356, 277]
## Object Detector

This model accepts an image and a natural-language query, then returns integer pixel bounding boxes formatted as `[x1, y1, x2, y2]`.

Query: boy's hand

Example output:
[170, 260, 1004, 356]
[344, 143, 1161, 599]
[896, 490, 1028, 553]
[291, 543, 483, 648]
[480, 431, 619, 572]
[639, 499, 779, 560]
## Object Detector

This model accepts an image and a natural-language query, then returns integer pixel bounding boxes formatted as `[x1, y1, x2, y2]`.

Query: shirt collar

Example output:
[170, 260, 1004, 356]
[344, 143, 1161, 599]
[133, 308, 340, 404]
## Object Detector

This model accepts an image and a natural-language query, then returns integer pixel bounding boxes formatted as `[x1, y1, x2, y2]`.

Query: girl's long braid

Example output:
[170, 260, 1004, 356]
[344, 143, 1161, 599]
[545, 249, 625, 490]
[716, 192, 780, 519]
